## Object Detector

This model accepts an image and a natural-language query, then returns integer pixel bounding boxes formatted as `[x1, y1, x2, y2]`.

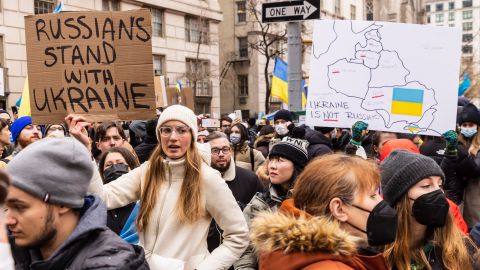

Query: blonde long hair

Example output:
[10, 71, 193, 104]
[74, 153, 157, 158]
[136, 133, 204, 232]
[384, 195, 474, 270]
[458, 131, 480, 156]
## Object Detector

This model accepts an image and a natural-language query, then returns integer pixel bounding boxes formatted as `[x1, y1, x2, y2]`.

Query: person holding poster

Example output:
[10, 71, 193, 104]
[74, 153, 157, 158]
[381, 150, 477, 270]
[72, 105, 248, 270]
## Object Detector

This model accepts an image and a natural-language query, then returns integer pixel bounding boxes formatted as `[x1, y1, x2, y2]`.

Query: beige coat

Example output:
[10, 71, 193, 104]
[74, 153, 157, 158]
[233, 143, 265, 172]
[88, 158, 249, 270]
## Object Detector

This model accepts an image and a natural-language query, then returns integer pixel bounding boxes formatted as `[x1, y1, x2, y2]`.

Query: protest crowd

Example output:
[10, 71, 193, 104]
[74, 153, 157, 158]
[0, 100, 478, 270]
[0, 6, 479, 270]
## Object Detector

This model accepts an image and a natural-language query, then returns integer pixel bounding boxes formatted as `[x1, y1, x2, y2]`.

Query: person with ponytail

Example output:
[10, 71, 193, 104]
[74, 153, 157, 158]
[81, 105, 249, 270]
[234, 127, 309, 269]
[381, 150, 477, 270]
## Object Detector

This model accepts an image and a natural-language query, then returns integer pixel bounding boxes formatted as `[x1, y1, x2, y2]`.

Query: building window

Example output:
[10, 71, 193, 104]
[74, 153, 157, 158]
[463, 0, 472, 8]
[449, 2, 455, 9]
[435, 13, 444, 22]
[185, 16, 209, 44]
[365, 0, 373, 20]
[427, 16, 431, 23]
[435, 3, 443, 11]
[334, 0, 341, 15]
[102, 0, 119, 11]
[151, 8, 163, 37]
[462, 45, 473, 53]
[236, 1, 246, 23]
[449, 23, 455, 27]
[186, 58, 211, 96]
[238, 75, 248, 96]
[186, 58, 210, 80]
[34, 0, 56, 14]
[463, 22, 473, 31]
[449, 12, 455, 21]
[463, 33, 473, 42]
[238, 37, 248, 58]
[153, 55, 165, 76]
[426, 4, 430, 12]
[350, 4, 356, 19]
[463, 10, 473, 20]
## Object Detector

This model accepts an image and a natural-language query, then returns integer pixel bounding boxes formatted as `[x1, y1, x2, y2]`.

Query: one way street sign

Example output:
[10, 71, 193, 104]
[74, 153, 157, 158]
[262, 0, 320, 23]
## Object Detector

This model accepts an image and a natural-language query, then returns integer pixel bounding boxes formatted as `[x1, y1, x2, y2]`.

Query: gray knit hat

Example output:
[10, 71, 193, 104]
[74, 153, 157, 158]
[6, 138, 94, 208]
[380, 150, 445, 206]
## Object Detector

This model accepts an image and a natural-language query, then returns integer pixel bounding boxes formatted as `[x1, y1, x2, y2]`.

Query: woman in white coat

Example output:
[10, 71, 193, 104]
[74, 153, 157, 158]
[67, 105, 249, 270]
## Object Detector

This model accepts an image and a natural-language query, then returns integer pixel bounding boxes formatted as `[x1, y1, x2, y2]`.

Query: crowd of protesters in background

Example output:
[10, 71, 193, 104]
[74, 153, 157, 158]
[1, 97, 480, 269]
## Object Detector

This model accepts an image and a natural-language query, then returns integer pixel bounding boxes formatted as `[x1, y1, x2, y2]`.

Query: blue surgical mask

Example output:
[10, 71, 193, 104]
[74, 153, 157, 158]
[461, 127, 477, 138]
[230, 133, 241, 144]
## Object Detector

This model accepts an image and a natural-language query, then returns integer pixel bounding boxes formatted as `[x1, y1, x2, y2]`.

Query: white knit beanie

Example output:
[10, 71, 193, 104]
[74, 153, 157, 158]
[156, 105, 198, 141]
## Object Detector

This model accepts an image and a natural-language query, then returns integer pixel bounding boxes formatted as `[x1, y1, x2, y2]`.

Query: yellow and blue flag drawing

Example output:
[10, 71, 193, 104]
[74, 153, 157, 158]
[271, 57, 307, 109]
[391, 87, 424, 117]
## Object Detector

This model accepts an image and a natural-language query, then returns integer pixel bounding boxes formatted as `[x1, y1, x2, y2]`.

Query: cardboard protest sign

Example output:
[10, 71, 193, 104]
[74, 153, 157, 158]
[306, 20, 461, 136]
[25, 9, 156, 124]
[154, 76, 168, 108]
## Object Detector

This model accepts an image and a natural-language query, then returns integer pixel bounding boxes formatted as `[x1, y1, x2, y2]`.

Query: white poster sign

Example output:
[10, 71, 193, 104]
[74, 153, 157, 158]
[306, 20, 461, 136]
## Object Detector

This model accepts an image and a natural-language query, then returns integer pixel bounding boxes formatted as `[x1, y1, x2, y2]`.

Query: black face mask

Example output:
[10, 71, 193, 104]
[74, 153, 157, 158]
[410, 189, 449, 228]
[103, 163, 129, 184]
[348, 200, 398, 246]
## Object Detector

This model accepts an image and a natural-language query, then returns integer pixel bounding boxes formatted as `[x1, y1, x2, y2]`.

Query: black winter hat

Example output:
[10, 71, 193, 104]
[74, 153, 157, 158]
[380, 150, 445, 206]
[458, 103, 480, 125]
[274, 109, 293, 122]
[314, 126, 335, 134]
[269, 136, 309, 169]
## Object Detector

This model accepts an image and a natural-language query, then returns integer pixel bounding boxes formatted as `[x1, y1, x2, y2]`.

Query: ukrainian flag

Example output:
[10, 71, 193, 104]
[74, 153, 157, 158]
[271, 57, 289, 104]
[271, 57, 307, 109]
[18, 77, 31, 117]
[175, 80, 182, 93]
[391, 87, 424, 117]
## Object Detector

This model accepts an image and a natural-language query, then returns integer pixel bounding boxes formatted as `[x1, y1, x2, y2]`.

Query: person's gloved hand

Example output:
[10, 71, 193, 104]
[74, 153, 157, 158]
[350, 121, 368, 146]
[442, 130, 458, 157]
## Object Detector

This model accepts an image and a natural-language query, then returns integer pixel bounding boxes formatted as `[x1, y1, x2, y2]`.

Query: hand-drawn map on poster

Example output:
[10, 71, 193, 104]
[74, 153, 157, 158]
[305, 20, 462, 136]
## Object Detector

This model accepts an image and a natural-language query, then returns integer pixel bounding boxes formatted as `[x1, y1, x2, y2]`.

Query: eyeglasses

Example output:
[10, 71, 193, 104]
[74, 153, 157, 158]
[158, 126, 191, 137]
[211, 147, 231, 155]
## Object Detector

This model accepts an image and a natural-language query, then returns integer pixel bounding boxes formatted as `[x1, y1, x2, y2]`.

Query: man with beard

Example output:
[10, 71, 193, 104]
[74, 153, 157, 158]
[0, 116, 41, 168]
[207, 132, 264, 252]
[4, 138, 149, 269]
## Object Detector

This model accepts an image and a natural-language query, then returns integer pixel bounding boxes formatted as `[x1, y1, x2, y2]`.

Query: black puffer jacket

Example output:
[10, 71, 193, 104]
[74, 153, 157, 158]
[134, 135, 158, 163]
[420, 138, 470, 205]
[11, 195, 149, 270]
[301, 126, 333, 160]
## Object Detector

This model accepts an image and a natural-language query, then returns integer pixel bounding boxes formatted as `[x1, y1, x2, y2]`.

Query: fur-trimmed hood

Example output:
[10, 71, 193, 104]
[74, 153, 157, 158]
[250, 211, 358, 255]
[249, 207, 389, 270]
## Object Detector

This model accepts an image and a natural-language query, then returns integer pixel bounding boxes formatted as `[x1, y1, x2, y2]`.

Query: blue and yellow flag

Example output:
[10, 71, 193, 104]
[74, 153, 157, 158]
[175, 80, 182, 93]
[271, 57, 307, 109]
[271, 57, 289, 104]
[391, 87, 424, 117]
[18, 78, 31, 117]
